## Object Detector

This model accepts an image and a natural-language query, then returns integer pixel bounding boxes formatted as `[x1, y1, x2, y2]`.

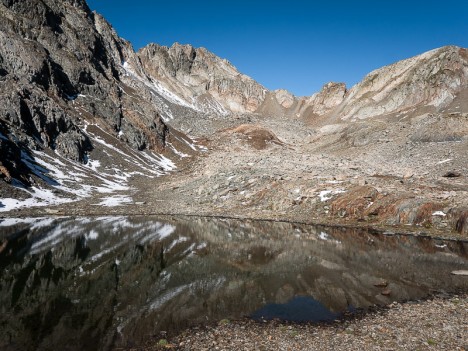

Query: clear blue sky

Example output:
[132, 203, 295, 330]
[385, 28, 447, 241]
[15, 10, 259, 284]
[87, 0, 468, 96]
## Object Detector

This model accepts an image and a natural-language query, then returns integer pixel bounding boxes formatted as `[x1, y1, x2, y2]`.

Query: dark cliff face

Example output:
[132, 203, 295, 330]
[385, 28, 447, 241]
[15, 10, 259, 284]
[0, 0, 170, 184]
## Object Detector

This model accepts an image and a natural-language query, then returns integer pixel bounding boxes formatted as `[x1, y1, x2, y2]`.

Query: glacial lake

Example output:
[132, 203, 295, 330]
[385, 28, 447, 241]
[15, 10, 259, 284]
[0, 216, 467, 350]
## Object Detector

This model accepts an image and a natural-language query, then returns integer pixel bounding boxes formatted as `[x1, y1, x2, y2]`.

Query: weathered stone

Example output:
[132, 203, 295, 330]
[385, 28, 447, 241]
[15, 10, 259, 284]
[0, 0, 171, 185]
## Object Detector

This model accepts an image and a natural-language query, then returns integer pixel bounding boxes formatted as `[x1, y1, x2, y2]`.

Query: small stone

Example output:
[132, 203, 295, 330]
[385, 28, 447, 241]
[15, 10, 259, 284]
[403, 172, 413, 179]
[381, 289, 392, 296]
[374, 280, 388, 288]
[442, 171, 461, 178]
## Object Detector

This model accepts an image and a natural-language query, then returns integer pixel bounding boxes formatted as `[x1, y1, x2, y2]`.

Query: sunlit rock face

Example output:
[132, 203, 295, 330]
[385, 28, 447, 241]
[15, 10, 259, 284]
[301, 82, 347, 117]
[331, 46, 468, 120]
[1, 216, 467, 350]
[137, 43, 267, 114]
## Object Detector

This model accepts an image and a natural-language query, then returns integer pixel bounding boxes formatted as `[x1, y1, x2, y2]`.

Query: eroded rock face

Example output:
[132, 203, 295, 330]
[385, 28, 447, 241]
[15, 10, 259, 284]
[332, 46, 468, 120]
[0, 0, 170, 182]
[289, 46, 468, 123]
[274, 89, 295, 108]
[301, 82, 347, 117]
[138, 43, 267, 113]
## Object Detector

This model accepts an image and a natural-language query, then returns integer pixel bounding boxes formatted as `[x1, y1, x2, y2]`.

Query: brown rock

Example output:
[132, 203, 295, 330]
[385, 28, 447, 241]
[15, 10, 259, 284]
[374, 281, 388, 288]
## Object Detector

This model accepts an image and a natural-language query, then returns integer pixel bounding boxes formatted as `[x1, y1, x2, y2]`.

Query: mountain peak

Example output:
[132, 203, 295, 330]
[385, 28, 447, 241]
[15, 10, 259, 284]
[138, 42, 267, 113]
[333, 44, 468, 120]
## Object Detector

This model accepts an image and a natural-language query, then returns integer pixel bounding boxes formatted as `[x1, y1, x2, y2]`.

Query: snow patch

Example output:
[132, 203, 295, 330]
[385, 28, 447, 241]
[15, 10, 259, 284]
[0, 217, 55, 227]
[1, 120, 180, 212]
[168, 142, 190, 158]
[123, 61, 195, 109]
[0, 186, 74, 212]
[86, 159, 101, 172]
[318, 189, 346, 202]
[432, 211, 446, 217]
[95, 195, 133, 207]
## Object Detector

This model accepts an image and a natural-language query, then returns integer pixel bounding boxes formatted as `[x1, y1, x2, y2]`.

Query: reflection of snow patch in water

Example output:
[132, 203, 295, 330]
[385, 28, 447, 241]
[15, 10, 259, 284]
[165, 236, 190, 251]
[30, 220, 89, 254]
[149, 285, 188, 311]
[0, 217, 58, 228]
[318, 231, 341, 244]
[139, 223, 176, 244]
[319, 232, 329, 240]
[87, 230, 99, 240]
[148, 277, 226, 312]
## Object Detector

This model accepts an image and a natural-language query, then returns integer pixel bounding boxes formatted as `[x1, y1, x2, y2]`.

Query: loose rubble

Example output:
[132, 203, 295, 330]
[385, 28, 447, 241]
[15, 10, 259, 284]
[151, 295, 468, 351]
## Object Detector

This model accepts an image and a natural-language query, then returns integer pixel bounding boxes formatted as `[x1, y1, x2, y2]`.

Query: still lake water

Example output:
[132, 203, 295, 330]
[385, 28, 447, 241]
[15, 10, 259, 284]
[0, 216, 467, 350]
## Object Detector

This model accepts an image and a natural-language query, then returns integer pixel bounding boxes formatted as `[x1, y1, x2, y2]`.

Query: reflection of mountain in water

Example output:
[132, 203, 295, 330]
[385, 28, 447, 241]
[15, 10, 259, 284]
[0, 216, 467, 350]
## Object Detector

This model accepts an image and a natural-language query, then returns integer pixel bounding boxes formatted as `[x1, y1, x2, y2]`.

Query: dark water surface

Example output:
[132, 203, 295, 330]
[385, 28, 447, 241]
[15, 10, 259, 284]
[0, 216, 467, 350]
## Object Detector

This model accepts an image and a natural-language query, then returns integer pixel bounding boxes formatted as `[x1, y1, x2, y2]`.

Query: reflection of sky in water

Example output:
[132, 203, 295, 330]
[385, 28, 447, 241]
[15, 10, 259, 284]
[251, 296, 340, 322]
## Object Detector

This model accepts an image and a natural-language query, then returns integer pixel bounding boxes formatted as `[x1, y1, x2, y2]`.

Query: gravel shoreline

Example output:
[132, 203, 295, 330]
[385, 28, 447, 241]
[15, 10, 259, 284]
[143, 294, 468, 351]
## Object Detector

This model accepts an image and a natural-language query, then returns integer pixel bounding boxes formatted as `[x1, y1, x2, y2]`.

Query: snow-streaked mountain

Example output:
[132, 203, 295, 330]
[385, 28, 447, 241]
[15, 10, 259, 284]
[0, 0, 201, 211]
[0, 0, 467, 215]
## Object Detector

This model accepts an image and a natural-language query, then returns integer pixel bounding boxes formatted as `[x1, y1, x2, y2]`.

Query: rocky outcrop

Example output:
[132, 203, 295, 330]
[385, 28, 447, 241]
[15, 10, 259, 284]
[137, 43, 267, 114]
[0, 0, 176, 187]
[224, 124, 284, 150]
[330, 46, 468, 120]
[274, 89, 295, 109]
[301, 82, 347, 117]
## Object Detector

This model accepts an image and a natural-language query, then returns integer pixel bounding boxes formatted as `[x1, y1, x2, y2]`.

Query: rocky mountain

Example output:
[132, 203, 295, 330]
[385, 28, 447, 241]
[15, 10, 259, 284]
[0, 0, 467, 236]
[327, 46, 468, 121]
[0, 0, 201, 210]
[137, 43, 267, 114]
